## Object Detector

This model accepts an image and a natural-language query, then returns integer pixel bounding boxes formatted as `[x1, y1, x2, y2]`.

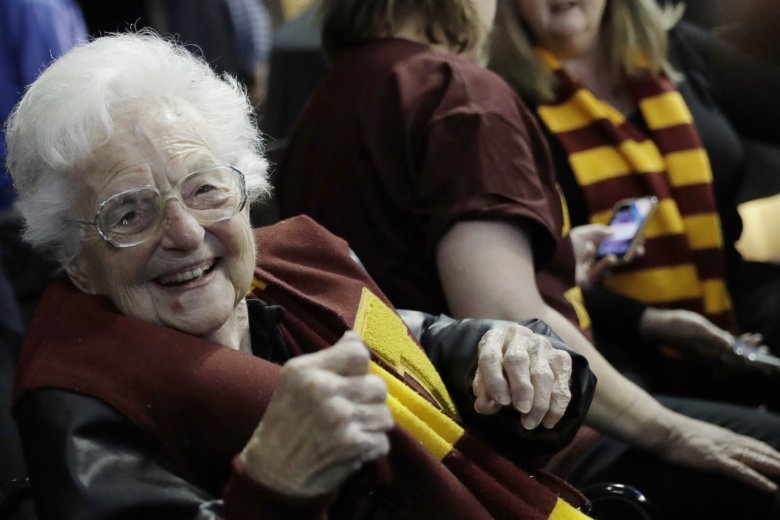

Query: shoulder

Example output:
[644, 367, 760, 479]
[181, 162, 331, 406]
[253, 215, 349, 252]
[399, 50, 526, 114]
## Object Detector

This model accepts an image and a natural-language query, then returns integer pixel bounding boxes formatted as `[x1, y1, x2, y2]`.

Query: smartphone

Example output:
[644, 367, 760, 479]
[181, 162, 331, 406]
[730, 340, 780, 373]
[595, 196, 659, 262]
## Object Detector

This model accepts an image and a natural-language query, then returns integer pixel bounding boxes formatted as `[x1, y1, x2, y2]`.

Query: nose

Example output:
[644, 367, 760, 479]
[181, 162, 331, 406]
[158, 198, 205, 250]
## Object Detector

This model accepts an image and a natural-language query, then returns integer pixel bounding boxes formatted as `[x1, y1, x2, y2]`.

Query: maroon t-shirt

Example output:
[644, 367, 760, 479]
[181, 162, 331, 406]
[278, 38, 580, 327]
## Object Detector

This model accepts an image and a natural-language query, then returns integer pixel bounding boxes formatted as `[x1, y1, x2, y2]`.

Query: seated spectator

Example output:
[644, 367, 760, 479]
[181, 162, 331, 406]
[276, 0, 780, 517]
[488, 0, 780, 399]
[6, 31, 601, 519]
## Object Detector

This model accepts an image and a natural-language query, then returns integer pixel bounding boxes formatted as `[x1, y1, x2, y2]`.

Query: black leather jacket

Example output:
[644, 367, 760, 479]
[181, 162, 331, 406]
[15, 301, 594, 519]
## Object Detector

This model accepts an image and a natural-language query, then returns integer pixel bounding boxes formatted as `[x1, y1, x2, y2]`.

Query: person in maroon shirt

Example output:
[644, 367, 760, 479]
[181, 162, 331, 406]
[277, 0, 780, 517]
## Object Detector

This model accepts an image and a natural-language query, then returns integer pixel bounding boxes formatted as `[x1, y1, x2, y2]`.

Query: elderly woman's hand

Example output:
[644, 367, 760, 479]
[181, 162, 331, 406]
[472, 324, 573, 430]
[239, 332, 393, 497]
[653, 413, 780, 492]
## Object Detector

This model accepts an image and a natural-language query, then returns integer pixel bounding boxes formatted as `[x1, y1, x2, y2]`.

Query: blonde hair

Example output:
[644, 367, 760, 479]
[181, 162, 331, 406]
[319, 0, 481, 58]
[489, 0, 684, 103]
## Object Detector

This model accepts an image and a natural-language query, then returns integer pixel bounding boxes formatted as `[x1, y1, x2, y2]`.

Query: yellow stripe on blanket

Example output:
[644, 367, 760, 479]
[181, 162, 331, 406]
[550, 498, 593, 520]
[370, 361, 464, 461]
[373, 366, 592, 518]
[354, 287, 458, 417]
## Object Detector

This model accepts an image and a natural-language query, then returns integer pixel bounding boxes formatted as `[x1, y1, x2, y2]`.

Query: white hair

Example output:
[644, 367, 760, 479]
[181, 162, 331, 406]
[5, 30, 269, 264]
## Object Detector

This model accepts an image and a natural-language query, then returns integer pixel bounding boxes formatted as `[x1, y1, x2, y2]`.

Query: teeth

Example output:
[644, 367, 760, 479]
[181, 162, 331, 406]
[157, 260, 215, 286]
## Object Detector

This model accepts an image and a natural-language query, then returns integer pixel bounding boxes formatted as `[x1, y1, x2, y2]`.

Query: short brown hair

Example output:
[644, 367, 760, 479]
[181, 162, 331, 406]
[320, 0, 481, 58]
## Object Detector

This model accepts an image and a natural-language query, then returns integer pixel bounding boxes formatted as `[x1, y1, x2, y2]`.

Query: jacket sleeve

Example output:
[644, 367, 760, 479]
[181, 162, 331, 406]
[14, 389, 330, 520]
[397, 310, 596, 465]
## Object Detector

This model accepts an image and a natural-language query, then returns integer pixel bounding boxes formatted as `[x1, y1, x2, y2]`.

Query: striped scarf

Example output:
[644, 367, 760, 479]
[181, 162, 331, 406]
[534, 49, 736, 331]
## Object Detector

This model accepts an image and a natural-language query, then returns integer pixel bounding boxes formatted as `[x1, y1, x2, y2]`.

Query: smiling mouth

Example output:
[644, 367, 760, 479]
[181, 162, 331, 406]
[155, 259, 218, 287]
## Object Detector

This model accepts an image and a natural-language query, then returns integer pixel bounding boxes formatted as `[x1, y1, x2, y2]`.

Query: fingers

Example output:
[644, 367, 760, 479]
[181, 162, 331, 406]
[719, 438, 780, 492]
[474, 325, 573, 429]
[666, 417, 780, 495]
[572, 223, 612, 244]
[473, 370, 502, 415]
[718, 456, 778, 493]
[541, 350, 572, 428]
[735, 438, 780, 474]
[476, 328, 513, 407]
[290, 331, 371, 376]
[502, 329, 535, 415]
[341, 373, 388, 403]
[243, 343, 393, 497]
[738, 332, 765, 348]
[586, 254, 619, 284]
[324, 397, 394, 436]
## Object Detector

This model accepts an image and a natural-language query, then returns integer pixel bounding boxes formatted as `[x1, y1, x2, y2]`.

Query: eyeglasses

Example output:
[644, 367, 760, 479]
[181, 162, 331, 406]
[75, 165, 247, 248]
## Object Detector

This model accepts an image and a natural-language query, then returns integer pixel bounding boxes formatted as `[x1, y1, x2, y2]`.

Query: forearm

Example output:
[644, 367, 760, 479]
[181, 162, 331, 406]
[531, 303, 675, 450]
[436, 220, 678, 449]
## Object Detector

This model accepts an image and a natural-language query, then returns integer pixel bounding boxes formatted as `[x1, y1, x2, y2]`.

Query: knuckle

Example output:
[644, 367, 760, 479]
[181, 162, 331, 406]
[502, 348, 530, 368]
[550, 388, 572, 409]
[535, 335, 553, 351]
[361, 375, 388, 401]
[531, 366, 554, 384]
[508, 324, 532, 338]
[377, 406, 394, 430]
[479, 328, 502, 349]
[282, 356, 309, 376]
[479, 349, 502, 366]
[320, 397, 353, 426]
[556, 350, 573, 369]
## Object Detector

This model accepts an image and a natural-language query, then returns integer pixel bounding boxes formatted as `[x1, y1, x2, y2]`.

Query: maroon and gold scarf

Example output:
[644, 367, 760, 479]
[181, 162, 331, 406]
[535, 49, 736, 331]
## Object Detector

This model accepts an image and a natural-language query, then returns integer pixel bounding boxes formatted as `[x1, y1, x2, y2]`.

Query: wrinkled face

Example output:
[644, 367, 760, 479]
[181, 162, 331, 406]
[515, 0, 607, 57]
[67, 102, 256, 341]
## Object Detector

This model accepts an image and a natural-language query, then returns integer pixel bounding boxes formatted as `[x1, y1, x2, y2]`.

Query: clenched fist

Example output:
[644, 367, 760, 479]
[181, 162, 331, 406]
[240, 332, 393, 497]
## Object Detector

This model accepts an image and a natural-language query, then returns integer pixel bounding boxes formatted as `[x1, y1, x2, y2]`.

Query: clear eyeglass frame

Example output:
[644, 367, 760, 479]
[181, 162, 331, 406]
[73, 165, 248, 248]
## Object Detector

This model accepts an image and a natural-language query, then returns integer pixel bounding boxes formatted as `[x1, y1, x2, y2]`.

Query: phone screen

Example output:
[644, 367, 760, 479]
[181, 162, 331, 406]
[596, 197, 656, 259]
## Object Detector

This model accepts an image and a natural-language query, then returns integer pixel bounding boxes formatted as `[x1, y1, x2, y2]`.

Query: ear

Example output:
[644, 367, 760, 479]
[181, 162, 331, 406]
[65, 256, 96, 294]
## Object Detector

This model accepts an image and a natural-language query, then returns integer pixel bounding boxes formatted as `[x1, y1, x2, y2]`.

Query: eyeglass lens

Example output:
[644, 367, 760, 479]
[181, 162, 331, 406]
[96, 166, 245, 246]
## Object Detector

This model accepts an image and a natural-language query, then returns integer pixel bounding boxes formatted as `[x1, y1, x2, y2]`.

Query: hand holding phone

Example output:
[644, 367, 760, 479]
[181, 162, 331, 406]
[730, 340, 780, 373]
[595, 196, 658, 263]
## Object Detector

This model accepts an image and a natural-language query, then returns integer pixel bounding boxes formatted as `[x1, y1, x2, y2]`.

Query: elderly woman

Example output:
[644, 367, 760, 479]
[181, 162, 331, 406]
[277, 0, 780, 517]
[5, 31, 598, 519]
[489, 0, 780, 400]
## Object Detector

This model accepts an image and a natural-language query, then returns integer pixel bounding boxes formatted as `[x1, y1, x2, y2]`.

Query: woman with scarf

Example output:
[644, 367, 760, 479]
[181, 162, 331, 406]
[277, 0, 780, 517]
[4, 30, 603, 519]
[489, 0, 780, 399]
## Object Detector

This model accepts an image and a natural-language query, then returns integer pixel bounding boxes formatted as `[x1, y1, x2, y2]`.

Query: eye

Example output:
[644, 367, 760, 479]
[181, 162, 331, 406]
[195, 183, 217, 195]
[119, 211, 137, 226]
[99, 189, 159, 236]
[114, 208, 152, 231]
